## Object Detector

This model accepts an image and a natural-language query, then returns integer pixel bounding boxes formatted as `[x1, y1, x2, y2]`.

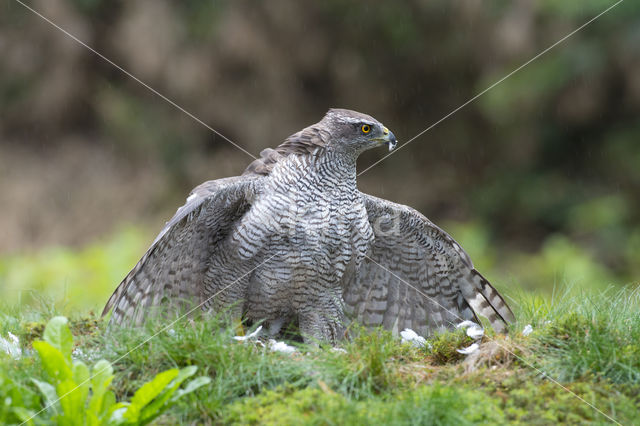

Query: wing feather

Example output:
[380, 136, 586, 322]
[102, 175, 262, 326]
[343, 193, 514, 336]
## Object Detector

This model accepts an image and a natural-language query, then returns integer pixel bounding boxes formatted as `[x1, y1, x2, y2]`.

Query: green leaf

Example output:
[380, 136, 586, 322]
[100, 390, 116, 419]
[43, 316, 73, 361]
[33, 341, 72, 382]
[73, 360, 90, 385]
[57, 378, 86, 425]
[11, 406, 36, 423]
[172, 376, 211, 400]
[72, 361, 90, 409]
[91, 360, 114, 390]
[88, 359, 115, 418]
[138, 366, 199, 424]
[32, 378, 59, 415]
[86, 411, 99, 426]
[123, 369, 179, 422]
[173, 365, 198, 382]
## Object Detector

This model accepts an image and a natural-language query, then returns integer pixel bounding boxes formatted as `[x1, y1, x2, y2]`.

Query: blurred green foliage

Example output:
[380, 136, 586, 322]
[0, 228, 148, 312]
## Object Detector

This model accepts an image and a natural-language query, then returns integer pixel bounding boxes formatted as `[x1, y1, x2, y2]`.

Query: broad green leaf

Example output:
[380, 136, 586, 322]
[89, 359, 114, 417]
[11, 406, 36, 423]
[138, 366, 199, 424]
[43, 316, 73, 361]
[33, 341, 72, 382]
[73, 360, 90, 385]
[57, 378, 86, 425]
[32, 378, 59, 415]
[173, 365, 197, 382]
[100, 390, 116, 419]
[124, 369, 178, 421]
[172, 376, 211, 400]
[91, 359, 114, 391]
[72, 361, 90, 411]
[86, 411, 99, 426]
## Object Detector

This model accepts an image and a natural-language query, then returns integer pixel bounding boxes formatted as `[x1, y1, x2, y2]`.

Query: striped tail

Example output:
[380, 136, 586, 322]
[459, 269, 515, 333]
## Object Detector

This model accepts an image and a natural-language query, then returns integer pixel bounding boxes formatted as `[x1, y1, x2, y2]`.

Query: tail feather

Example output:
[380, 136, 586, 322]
[459, 269, 515, 333]
[474, 270, 515, 323]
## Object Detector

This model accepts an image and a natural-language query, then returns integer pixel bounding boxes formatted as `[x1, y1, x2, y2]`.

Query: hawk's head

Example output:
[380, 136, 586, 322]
[244, 108, 396, 176]
[321, 108, 397, 154]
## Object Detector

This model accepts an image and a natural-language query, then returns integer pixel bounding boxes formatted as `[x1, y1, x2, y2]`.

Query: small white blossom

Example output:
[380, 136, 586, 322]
[400, 328, 427, 348]
[522, 324, 533, 336]
[331, 347, 347, 354]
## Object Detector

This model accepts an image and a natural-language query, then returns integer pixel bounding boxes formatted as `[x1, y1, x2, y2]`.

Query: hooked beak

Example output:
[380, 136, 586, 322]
[382, 127, 397, 152]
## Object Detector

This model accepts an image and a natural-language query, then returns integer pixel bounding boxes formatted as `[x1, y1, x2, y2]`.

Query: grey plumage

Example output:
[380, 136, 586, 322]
[103, 109, 514, 342]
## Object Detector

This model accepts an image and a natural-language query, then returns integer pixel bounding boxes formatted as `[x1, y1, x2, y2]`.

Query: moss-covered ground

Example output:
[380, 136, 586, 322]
[1, 286, 639, 425]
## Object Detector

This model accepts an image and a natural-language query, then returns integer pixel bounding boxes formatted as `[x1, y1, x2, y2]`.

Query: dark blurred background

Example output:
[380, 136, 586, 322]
[1, 0, 639, 309]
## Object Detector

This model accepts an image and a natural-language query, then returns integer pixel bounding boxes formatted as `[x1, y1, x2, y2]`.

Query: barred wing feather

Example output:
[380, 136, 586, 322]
[343, 194, 515, 336]
[102, 176, 262, 326]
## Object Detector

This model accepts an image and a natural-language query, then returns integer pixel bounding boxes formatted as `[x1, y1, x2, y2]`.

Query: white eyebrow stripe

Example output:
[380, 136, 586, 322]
[340, 117, 376, 125]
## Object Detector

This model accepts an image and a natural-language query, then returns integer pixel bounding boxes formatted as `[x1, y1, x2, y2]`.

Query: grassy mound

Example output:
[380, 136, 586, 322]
[1, 287, 638, 424]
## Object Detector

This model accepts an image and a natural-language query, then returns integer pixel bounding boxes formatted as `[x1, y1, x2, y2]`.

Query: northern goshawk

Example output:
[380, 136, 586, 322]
[103, 109, 514, 342]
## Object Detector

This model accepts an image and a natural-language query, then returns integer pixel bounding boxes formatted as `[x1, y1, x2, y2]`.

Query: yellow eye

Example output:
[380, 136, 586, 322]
[361, 124, 371, 134]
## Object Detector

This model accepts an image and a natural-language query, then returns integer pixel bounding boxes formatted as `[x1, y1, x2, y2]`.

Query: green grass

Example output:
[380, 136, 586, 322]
[1, 227, 638, 424]
[1, 286, 639, 425]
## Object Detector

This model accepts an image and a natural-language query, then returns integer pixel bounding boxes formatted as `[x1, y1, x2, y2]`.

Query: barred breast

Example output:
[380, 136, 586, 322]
[210, 152, 373, 337]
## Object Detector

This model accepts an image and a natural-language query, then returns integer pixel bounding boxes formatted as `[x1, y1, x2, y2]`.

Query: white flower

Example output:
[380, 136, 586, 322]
[268, 339, 296, 354]
[522, 324, 533, 336]
[233, 325, 263, 341]
[456, 343, 479, 355]
[0, 332, 21, 359]
[331, 347, 347, 354]
[400, 328, 427, 348]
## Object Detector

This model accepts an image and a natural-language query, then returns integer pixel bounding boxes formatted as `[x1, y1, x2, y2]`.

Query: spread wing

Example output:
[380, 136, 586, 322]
[343, 193, 515, 336]
[102, 175, 263, 326]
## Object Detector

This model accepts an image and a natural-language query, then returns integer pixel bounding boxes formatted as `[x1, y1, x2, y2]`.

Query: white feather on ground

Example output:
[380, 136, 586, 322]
[400, 328, 428, 348]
